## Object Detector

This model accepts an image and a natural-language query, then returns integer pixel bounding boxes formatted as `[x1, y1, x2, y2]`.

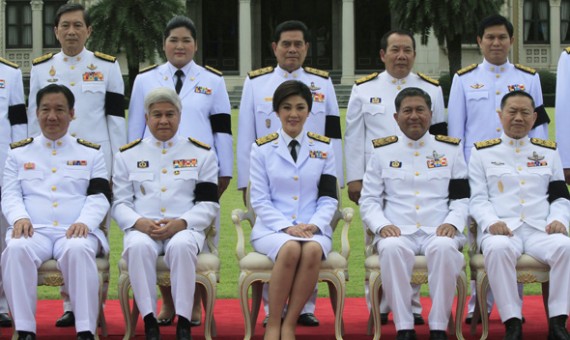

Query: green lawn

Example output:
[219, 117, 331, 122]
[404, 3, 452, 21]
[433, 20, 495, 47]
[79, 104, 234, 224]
[38, 108, 556, 299]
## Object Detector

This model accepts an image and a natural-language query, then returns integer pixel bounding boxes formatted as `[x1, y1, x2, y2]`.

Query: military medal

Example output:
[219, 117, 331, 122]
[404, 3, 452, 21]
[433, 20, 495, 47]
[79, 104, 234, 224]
[309, 82, 321, 91]
[470, 83, 484, 89]
[426, 150, 447, 168]
[508, 84, 526, 92]
[527, 151, 547, 167]
[0, 79, 5, 89]
[24, 162, 35, 170]
[48, 66, 58, 82]
[87, 63, 97, 70]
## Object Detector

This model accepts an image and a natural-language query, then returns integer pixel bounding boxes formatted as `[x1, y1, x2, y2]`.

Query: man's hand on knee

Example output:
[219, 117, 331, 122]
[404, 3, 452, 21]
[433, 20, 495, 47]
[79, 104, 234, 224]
[66, 223, 89, 238]
[13, 218, 33, 239]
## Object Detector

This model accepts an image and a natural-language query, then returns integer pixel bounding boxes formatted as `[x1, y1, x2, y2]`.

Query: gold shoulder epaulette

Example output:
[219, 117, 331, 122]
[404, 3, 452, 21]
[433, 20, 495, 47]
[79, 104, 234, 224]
[248, 66, 274, 79]
[307, 132, 330, 144]
[189, 137, 211, 150]
[0, 57, 19, 69]
[418, 72, 439, 86]
[530, 138, 557, 150]
[77, 138, 101, 150]
[32, 53, 54, 66]
[435, 135, 461, 145]
[515, 63, 536, 75]
[94, 51, 117, 63]
[457, 64, 478, 76]
[119, 139, 142, 152]
[565, 47, 570, 54]
[205, 65, 223, 77]
[256, 132, 279, 146]
[474, 138, 501, 150]
[139, 64, 158, 74]
[304, 66, 329, 79]
[10, 138, 33, 149]
[355, 72, 379, 85]
[372, 136, 398, 148]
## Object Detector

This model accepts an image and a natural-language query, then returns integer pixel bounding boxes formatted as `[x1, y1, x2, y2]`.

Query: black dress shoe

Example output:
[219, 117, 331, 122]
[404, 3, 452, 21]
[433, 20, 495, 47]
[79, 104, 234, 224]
[396, 329, 417, 340]
[0, 312, 12, 327]
[144, 313, 161, 340]
[17, 331, 36, 340]
[504, 317, 523, 340]
[549, 315, 570, 340]
[76, 331, 95, 340]
[429, 330, 448, 340]
[176, 315, 192, 340]
[413, 313, 425, 325]
[297, 313, 319, 326]
[380, 313, 388, 325]
[55, 311, 75, 327]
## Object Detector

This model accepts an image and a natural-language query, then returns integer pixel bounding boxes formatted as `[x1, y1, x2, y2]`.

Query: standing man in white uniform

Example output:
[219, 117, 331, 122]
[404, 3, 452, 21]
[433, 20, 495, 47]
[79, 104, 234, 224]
[26, 3, 125, 327]
[113, 88, 219, 340]
[128, 15, 232, 326]
[2, 84, 111, 340]
[360, 87, 469, 340]
[448, 14, 548, 322]
[469, 90, 570, 340]
[237, 20, 342, 327]
[345, 29, 447, 324]
[555, 47, 570, 183]
[0, 56, 27, 328]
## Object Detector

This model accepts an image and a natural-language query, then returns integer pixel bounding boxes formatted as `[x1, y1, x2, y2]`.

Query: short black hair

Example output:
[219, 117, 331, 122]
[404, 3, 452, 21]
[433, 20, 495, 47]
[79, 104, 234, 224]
[380, 29, 416, 52]
[164, 15, 197, 41]
[477, 14, 514, 39]
[273, 80, 313, 113]
[274, 20, 310, 43]
[55, 3, 90, 27]
[395, 87, 431, 112]
[500, 90, 535, 109]
[36, 84, 75, 110]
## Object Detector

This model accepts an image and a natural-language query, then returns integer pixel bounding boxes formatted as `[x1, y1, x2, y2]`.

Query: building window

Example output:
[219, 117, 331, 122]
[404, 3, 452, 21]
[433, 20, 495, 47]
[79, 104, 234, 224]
[6, 1, 32, 48]
[202, 0, 238, 71]
[523, 0, 549, 43]
[354, 0, 390, 70]
[562, 0, 570, 43]
[44, 1, 68, 48]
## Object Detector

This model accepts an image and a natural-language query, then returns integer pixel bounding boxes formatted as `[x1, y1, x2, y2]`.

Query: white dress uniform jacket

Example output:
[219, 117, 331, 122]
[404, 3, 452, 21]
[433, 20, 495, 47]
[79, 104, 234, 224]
[360, 133, 469, 331]
[112, 135, 219, 320]
[448, 59, 548, 162]
[128, 61, 232, 178]
[27, 49, 125, 176]
[469, 135, 570, 321]
[237, 65, 342, 189]
[249, 130, 338, 257]
[345, 71, 446, 184]
[555, 48, 570, 168]
[1, 134, 111, 333]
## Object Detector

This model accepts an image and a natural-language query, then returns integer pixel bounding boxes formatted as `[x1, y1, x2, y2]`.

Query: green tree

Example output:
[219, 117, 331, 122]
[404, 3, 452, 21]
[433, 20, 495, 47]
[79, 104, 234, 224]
[390, 0, 503, 76]
[87, 0, 185, 96]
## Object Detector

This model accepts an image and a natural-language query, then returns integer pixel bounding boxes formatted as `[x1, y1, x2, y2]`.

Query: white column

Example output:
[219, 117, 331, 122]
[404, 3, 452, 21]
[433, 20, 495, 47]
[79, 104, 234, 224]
[239, 0, 252, 77]
[550, 0, 561, 70]
[30, 0, 43, 58]
[341, 0, 356, 85]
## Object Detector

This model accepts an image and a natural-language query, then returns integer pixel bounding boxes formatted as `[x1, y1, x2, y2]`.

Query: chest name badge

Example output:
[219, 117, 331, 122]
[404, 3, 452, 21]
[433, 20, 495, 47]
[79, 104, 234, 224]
[83, 72, 104, 81]
[309, 150, 327, 159]
[389, 160, 402, 168]
[527, 151, 547, 167]
[67, 160, 87, 166]
[137, 160, 149, 168]
[0, 79, 5, 88]
[23, 162, 35, 170]
[312, 92, 325, 103]
[173, 159, 197, 168]
[426, 151, 448, 168]
[508, 84, 526, 92]
[370, 97, 381, 104]
[195, 86, 212, 95]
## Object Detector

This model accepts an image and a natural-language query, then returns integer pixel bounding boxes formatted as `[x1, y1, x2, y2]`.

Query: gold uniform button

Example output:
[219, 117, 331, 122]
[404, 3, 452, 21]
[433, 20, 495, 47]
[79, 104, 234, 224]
[52, 150, 57, 156]
[162, 168, 167, 174]
[517, 166, 522, 171]
[70, 66, 75, 70]
[414, 152, 419, 156]
[415, 191, 420, 195]
[56, 141, 62, 146]
[70, 82, 75, 86]
[51, 186, 57, 191]
[415, 205, 420, 210]
[53, 202, 58, 207]
[509, 140, 514, 145]
[496, 90, 501, 95]
[71, 133, 77, 137]
[416, 223, 421, 228]
[162, 149, 167, 154]
[46, 142, 52, 147]
[515, 148, 520, 153]
[161, 187, 167, 192]
[496, 74, 500, 78]
[496, 128, 501, 132]
[160, 208, 166, 213]
[521, 180, 526, 185]
[293, 176, 299, 181]
[415, 172, 420, 176]
[53, 221, 59, 226]
[520, 199, 525, 204]
[408, 142, 413, 147]
[292, 215, 296, 219]
[52, 168, 57, 173]
[292, 196, 298, 200]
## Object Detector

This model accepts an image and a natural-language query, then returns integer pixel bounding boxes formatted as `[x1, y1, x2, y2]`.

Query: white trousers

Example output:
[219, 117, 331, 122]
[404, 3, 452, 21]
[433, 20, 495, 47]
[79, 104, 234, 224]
[377, 231, 465, 331]
[122, 229, 198, 321]
[481, 224, 570, 322]
[1, 228, 100, 333]
[0, 209, 9, 313]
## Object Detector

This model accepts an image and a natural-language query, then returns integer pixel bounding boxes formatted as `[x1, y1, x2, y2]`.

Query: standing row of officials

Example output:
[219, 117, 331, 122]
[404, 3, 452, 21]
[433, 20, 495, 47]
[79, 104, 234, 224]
[1, 2, 570, 340]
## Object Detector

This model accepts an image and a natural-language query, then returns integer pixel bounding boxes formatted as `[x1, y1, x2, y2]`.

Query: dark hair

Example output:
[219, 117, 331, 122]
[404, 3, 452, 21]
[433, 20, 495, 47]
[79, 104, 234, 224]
[500, 90, 535, 109]
[164, 15, 197, 40]
[380, 29, 416, 52]
[273, 20, 310, 43]
[394, 87, 431, 112]
[273, 80, 313, 113]
[37, 84, 75, 109]
[477, 14, 514, 39]
[55, 3, 90, 27]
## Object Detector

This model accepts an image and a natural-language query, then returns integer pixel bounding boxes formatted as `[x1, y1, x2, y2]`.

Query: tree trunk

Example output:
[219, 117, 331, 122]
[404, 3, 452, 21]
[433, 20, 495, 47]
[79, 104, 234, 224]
[447, 34, 463, 76]
[126, 53, 140, 99]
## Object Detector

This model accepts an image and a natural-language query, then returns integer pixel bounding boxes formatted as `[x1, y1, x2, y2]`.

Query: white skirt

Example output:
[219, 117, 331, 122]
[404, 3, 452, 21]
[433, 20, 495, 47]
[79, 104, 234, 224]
[252, 231, 332, 262]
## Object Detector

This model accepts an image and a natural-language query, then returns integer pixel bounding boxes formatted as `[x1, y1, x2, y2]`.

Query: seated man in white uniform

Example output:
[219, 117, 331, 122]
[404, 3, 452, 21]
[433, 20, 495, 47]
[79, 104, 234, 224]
[1, 83, 111, 340]
[469, 90, 570, 340]
[360, 87, 469, 340]
[112, 87, 219, 340]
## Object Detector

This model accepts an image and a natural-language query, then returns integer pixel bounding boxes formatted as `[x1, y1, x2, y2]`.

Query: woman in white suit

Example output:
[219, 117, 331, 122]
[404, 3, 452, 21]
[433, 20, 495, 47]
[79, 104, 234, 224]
[249, 80, 338, 340]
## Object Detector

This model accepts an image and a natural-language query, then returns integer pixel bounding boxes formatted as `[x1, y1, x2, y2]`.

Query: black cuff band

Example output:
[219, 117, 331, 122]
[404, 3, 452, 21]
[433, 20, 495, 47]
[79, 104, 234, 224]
[534, 105, 550, 128]
[429, 122, 448, 136]
[548, 180, 570, 203]
[448, 178, 470, 200]
[87, 178, 112, 203]
[194, 182, 219, 203]
[325, 116, 342, 139]
[8, 104, 27, 125]
[318, 174, 338, 199]
[105, 92, 125, 118]
[210, 114, 232, 134]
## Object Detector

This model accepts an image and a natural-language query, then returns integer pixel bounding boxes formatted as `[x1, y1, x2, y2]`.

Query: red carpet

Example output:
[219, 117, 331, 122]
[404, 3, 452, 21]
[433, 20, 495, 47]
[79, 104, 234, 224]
[0, 296, 551, 339]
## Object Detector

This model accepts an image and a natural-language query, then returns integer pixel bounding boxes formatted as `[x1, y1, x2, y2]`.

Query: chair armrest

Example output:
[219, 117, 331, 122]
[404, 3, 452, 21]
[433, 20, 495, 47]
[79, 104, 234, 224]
[204, 225, 218, 256]
[364, 228, 376, 257]
[232, 208, 254, 260]
[340, 207, 354, 259]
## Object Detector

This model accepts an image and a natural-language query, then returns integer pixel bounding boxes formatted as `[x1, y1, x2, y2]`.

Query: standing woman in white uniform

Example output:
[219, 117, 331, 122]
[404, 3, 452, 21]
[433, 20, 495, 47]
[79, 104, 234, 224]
[249, 80, 338, 340]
